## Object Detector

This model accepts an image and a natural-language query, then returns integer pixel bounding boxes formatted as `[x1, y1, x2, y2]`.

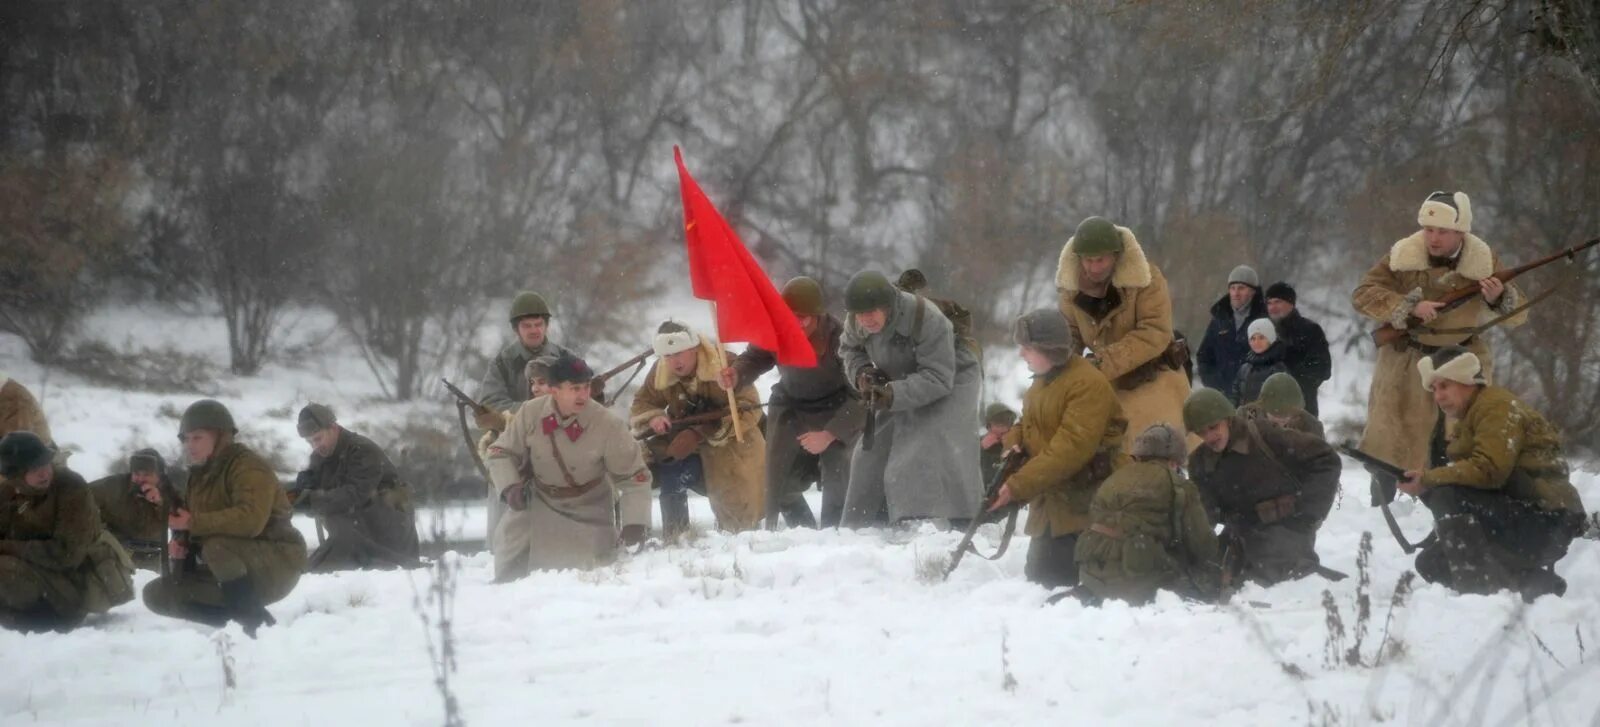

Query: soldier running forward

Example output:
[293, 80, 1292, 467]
[1054, 216, 1192, 452]
[1184, 388, 1341, 585]
[632, 322, 766, 538]
[143, 400, 306, 637]
[839, 271, 983, 527]
[1076, 423, 1219, 605]
[0, 432, 133, 632]
[489, 353, 651, 581]
[1353, 191, 1525, 505]
[87, 449, 174, 571]
[292, 404, 420, 572]
[986, 308, 1126, 588]
[475, 292, 575, 550]
[721, 277, 865, 529]
[1397, 347, 1586, 602]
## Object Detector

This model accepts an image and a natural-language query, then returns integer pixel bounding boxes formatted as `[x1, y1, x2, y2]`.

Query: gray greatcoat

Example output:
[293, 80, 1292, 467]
[839, 290, 983, 524]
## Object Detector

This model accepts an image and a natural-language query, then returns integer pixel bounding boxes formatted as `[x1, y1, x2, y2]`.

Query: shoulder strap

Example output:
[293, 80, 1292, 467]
[1243, 418, 1297, 486]
[912, 294, 927, 338]
[542, 426, 582, 489]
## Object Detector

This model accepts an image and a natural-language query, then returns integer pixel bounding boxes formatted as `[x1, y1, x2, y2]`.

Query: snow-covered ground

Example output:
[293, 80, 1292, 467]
[3, 301, 1598, 726]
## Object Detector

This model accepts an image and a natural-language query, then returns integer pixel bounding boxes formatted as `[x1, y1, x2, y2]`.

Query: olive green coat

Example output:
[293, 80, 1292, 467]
[88, 474, 167, 570]
[1002, 357, 1128, 537]
[1421, 386, 1584, 515]
[1077, 461, 1219, 604]
[0, 467, 132, 619]
[174, 442, 305, 600]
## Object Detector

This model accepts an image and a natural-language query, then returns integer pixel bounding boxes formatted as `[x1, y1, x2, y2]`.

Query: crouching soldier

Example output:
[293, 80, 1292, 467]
[1238, 372, 1325, 440]
[1185, 388, 1342, 585]
[292, 404, 420, 572]
[986, 309, 1126, 588]
[1398, 347, 1586, 601]
[633, 322, 766, 538]
[0, 432, 134, 632]
[143, 400, 306, 637]
[489, 353, 651, 581]
[1076, 424, 1219, 605]
[722, 277, 865, 530]
[88, 449, 174, 571]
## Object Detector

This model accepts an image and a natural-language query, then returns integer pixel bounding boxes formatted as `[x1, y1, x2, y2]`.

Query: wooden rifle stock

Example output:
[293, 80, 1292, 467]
[1370, 238, 1598, 348]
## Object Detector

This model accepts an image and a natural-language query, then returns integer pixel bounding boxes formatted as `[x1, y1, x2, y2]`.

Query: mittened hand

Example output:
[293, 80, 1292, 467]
[475, 409, 507, 431]
[664, 429, 704, 461]
[503, 483, 530, 511]
[870, 383, 894, 411]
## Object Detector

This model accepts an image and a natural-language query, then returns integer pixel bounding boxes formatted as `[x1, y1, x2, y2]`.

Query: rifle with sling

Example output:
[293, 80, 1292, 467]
[159, 478, 189, 578]
[942, 447, 1029, 580]
[441, 377, 494, 482]
[1370, 238, 1598, 349]
[590, 348, 653, 405]
[860, 368, 889, 451]
[1338, 444, 1426, 554]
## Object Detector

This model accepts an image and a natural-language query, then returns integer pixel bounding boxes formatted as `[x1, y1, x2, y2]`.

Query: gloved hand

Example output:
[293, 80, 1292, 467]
[503, 483, 530, 511]
[475, 408, 508, 431]
[869, 383, 894, 411]
[856, 365, 886, 393]
[664, 428, 704, 461]
[621, 524, 647, 546]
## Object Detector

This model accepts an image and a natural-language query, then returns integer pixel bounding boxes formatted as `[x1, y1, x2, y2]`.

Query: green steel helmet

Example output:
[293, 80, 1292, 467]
[781, 276, 826, 317]
[1256, 373, 1305, 415]
[508, 291, 552, 323]
[982, 403, 1017, 427]
[0, 431, 54, 478]
[1182, 388, 1235, 433]
[895, 268, 929, 293]
[179, 399, 237, 436]
[1073, 216, 1124, 257]
[844, 271, 897, 314]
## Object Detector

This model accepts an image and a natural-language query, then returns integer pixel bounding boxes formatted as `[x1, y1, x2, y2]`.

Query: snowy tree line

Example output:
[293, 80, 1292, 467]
[1, 0, 1597, 444]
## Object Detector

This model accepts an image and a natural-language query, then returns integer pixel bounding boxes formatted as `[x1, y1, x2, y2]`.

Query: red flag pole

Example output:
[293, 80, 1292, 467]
[708, 301, 746, 444]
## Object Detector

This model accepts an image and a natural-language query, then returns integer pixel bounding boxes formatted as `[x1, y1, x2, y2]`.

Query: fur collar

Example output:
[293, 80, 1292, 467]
[1055, 225, 1153, 292]
[1388, 231, 1494, 281]
[651, 335, 725, 391]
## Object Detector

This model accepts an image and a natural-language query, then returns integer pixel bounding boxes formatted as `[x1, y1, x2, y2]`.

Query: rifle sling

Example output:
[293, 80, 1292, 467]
[959, 507, 1020, 561]
[1422, 278, 1565, 337]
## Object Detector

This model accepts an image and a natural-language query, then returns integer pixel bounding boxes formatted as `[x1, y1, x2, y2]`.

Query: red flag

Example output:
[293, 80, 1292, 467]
[674, 146, 817, 367]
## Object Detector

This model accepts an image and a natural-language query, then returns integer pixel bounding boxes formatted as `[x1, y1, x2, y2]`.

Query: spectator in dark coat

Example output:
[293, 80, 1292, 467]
[1264, 282, 1332, 417]
[1196, 265, 1267, 393]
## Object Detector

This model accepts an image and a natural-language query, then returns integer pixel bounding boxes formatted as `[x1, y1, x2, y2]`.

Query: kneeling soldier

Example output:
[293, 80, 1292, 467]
[632, 322, 766, 538]
[293, 404, 420, 572]
[986, 309, 1127, 588]
[1185, 388, 1341, 585]
[88, 449, 173, 571]
[0, 432, 133, 632]
[490, 353, 651, 581]
[1398, 347, 1586, 601]
[143, 400, 306, 636]
[1076, 423, 1219, 605]
[1238, 372, 1325, 440]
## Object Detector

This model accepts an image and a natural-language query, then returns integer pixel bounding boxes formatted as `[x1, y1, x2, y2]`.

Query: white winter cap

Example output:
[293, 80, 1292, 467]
[653, 323, 701, 357]
[1247, 318, 1277, 345]
[1418, 191, 1472, 234]
[1417, 347, 1485, 391]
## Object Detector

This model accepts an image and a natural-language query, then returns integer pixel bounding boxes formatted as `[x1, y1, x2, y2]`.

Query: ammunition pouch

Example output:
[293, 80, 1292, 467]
[1253, 494, 1298, 525]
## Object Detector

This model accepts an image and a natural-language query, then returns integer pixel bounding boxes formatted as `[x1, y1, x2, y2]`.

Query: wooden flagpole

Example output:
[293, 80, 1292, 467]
[709, 301, 746, 443]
